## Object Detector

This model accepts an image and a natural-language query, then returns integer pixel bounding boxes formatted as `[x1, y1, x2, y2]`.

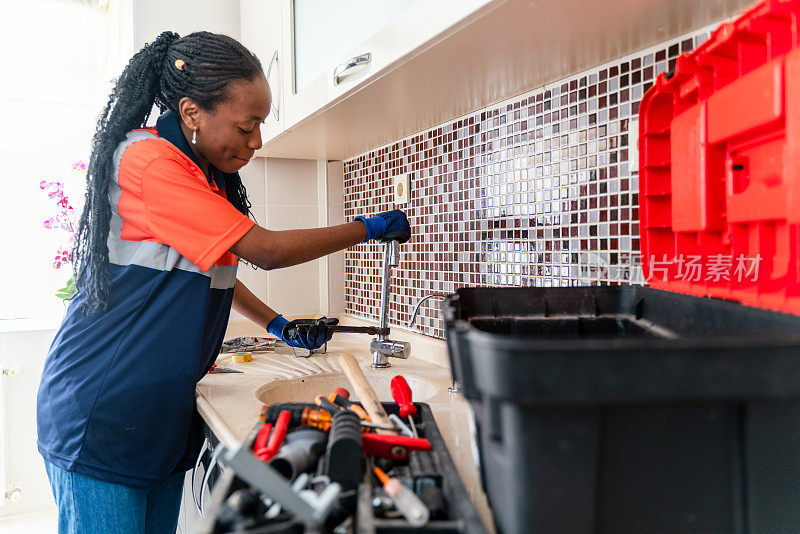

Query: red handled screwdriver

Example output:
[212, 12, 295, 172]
[390, 375, 418, 437]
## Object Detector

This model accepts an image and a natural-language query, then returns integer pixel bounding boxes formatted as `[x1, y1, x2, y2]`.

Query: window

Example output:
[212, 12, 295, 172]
[0, 0, 134, 322]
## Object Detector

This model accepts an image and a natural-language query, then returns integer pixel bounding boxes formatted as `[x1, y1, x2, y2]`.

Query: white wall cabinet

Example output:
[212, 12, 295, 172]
[240, 0, 285, 144]
[239, 0, 752, 161]
[291, 0, 416, 94]
[280, 0, 497, 129]
[241, 0, 502, 153]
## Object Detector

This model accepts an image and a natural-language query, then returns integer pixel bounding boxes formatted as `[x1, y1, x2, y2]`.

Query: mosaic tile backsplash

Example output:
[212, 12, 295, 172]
[343, 27, 714, 339]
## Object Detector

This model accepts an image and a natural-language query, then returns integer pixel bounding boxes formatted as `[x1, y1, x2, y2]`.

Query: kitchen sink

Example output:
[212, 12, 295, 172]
[254, 370, 439, 406]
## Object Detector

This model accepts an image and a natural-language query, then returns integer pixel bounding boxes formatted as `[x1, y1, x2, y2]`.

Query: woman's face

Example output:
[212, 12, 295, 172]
[179, 76, 271, 174]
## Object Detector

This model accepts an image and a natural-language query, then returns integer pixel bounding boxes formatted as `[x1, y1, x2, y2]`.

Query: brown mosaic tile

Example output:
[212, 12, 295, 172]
[343, 28, 712, 339]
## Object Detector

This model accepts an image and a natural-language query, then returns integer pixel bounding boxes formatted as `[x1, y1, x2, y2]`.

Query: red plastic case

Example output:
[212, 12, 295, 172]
[639, 0, 800, 314]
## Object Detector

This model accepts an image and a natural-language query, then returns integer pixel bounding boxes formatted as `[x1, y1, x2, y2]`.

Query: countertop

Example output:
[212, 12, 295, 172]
[196, 314, 496, 533]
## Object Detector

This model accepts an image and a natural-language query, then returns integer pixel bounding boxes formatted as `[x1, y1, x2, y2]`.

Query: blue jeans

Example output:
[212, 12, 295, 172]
[44, 460, 184, 534]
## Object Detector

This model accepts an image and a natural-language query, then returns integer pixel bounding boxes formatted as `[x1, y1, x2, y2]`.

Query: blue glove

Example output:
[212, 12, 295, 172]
[354, 209, 411, 243]
[267, 315, 338, 350]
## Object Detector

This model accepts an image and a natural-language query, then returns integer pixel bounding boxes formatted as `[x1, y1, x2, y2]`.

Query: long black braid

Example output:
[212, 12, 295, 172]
[73, 31, 264, 315]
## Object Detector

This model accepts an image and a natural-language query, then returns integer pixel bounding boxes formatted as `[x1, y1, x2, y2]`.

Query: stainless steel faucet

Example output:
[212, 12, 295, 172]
[371, 240, 411, 368]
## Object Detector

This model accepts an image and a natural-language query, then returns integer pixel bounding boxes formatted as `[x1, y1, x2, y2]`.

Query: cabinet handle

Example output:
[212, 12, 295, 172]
[266, 50, 280, 121]
[199, 444, 223, 515]
[192, 437, 209, 513]
[333, 52, 371, 86]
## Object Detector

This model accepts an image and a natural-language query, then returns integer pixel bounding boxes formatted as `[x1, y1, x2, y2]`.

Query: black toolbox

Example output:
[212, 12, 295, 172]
[199, 401, 486, 534]
[443, 285, 800, 534]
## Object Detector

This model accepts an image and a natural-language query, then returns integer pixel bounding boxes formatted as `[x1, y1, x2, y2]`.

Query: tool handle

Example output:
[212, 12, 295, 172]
[264, 410, 291, 457]
[338, 353, 397, 435]
[254, 423, 273, 452]
[300, 407, 333, 432]
[374, 468, 430, 527]
[390, 375, 417, 419]
[332, 325, 390, 336]
[315, 394, 342, 414]
[330, 392, 371, 421]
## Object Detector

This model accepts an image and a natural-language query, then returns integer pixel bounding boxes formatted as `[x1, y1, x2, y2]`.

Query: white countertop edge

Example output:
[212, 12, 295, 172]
[196, 390, 241, 450]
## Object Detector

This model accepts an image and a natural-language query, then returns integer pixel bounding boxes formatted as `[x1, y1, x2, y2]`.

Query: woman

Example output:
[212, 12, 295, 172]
[37, 30, 409, 533]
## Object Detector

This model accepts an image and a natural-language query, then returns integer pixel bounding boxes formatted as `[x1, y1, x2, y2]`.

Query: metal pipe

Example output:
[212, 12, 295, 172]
[407, 293, 461, 393]
[407, 294, 449, 328]
[373, 240, 400, 367]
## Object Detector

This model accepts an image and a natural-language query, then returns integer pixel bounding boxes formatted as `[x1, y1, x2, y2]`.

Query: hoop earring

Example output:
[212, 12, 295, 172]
[191, 128, 197, 145]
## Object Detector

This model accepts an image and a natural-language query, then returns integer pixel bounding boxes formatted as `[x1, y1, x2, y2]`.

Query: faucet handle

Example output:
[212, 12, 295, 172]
[370, 339, 411, 360]
[391, 341, 411, 359]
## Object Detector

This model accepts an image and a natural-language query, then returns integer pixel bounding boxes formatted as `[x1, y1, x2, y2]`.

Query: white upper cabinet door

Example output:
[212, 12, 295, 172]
[241, 0, 284, 145]
[280, 0, 501, 129]
[292, 0, 416, 94]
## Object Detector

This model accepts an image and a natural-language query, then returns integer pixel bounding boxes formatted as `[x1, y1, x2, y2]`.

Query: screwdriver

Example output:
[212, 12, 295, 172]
[262, 404, 337, 432]
[267, 405, 391, 433]
[390, 375, 418, 437]
[329, 391, 370, 421]
[373, 467, 430, 527]
[300, 406, 336, 432]
[314, 394, 342, 414]
[316, 395, 399, 432]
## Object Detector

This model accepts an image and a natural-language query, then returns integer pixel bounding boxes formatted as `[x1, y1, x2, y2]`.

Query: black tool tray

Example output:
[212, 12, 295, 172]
[355, 402, 486, 534]
[443, 285, 800, 534]
[199, 401, 486, 534]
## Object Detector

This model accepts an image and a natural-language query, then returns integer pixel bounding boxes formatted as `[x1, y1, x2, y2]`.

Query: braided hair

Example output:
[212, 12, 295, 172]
[74, 31, 264, 315]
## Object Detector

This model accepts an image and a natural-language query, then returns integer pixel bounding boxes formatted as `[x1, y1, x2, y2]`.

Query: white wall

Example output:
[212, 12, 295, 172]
[264, 159, 322, 316]
[234, 156, 345, 321]
[236, 157, 342, 320]
[231, 158, 269, 320]
[326, 161, 346, 316]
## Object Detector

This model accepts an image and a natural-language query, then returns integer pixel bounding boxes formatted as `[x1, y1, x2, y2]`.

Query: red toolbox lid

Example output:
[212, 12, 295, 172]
[639, 0, 800, 315]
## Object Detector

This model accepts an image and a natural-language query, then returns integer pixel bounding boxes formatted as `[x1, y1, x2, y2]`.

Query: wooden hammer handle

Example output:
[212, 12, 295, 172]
[338, 353, 397, 435]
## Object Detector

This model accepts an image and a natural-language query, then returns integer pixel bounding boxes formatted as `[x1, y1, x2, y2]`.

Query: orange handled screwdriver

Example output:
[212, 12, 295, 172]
[262, 405, 389, 434]
[329, 391, 370, 421]
[390, 375, 418, 437]
[315, 394, 343, 414]
[301, 407, 335, 432]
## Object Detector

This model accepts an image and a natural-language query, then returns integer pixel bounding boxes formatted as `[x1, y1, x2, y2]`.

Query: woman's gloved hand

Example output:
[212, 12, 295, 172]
[354, 209, 411, 243]
[267, 315, 339, 350]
